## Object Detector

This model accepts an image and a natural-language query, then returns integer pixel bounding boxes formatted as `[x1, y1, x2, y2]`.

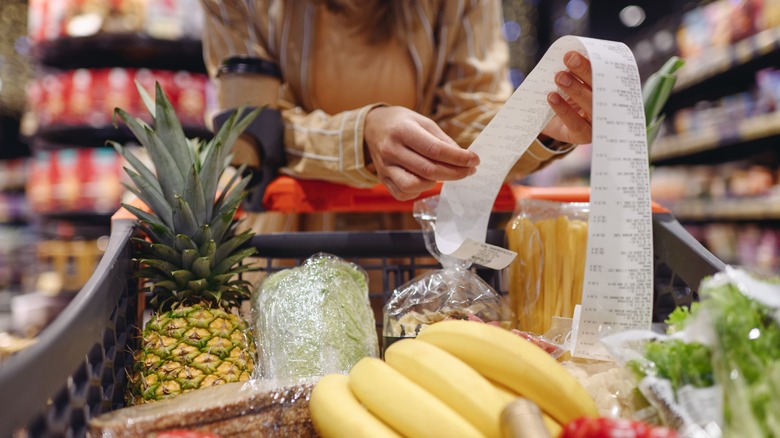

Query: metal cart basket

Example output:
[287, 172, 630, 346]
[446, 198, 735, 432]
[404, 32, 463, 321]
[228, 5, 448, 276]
[0, 205, 724, 436]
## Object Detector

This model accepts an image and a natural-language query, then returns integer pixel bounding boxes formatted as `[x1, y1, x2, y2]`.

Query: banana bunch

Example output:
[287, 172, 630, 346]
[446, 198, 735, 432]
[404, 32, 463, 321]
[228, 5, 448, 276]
[309, 320, 598, 438]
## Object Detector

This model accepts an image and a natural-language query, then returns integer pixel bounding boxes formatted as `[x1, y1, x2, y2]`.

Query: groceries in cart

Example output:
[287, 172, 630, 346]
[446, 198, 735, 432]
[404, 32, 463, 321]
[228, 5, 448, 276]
[18, 52, 780, 438]
[254, 253, 379, 380]
[382, 195, 512, 349]
[111, 83, 261, 406]
[603, 267, 780, 438]
[505, 198, 589, 337]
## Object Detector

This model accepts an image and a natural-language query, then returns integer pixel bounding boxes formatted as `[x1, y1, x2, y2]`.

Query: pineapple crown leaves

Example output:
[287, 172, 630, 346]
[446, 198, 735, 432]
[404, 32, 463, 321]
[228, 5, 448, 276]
[112, 81, 263, 311]
[113, 82, 261, 236]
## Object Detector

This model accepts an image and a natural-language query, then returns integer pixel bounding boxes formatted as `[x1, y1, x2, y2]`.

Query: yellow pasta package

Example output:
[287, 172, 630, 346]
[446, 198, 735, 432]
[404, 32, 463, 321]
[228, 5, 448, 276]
[505, 198, 589, 335]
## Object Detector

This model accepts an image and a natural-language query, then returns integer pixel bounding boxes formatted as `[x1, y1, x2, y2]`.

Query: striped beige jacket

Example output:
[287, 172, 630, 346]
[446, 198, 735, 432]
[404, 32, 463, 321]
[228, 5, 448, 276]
[201, 0, 572, 188]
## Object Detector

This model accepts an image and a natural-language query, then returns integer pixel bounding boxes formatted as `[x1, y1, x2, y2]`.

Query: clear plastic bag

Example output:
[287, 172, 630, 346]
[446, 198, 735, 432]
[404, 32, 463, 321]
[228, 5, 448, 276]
[89, 380, 316, 437]
[382, 195, 512, 352]
[253, 253, 379, 380]
[602, 267, 780, 438]
[505, 198, 589, 335]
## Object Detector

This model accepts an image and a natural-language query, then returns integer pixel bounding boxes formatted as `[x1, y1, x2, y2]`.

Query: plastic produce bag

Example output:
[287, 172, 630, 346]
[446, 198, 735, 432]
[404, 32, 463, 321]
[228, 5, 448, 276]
[602, 266, 780, 438]
[505, 198, 589, 335]
[382, 195, 511, 352]
[254, 253, 379, 380]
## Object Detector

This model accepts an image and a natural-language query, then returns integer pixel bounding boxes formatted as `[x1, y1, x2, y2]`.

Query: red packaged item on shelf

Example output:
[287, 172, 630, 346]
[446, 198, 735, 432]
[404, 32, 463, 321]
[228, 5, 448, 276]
[89, 148, 124, 213]
[54, 149, 80, 210]
[28, 68, 212, 131]
[26, 151, 53, 212]
[26, 148, 124, 214]
[28, 0, 205, 43]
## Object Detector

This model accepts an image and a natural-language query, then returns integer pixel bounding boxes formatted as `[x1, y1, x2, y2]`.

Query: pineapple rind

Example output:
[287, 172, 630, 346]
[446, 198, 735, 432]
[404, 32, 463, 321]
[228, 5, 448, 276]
[130, 305, 255, 404]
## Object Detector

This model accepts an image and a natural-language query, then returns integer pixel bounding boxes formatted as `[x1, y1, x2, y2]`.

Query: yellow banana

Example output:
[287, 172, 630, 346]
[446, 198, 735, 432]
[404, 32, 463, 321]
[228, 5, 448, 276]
[491, 380, 563, 437]
[490, 380, 519, 405]
[309, 373, 401, 438]
[384, 338, 505, 438]
[415, 320, 598, 425]
[348, 357, 485, 438]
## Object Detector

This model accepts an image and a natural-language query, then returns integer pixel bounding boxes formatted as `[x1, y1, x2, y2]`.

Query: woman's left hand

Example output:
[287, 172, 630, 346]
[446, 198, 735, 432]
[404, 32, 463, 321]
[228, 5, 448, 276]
[541, 50, 593, 145]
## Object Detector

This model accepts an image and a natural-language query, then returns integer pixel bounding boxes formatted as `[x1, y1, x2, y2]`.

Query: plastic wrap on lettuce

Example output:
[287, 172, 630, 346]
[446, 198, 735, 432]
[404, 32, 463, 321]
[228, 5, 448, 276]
[254, 253, 378, 380]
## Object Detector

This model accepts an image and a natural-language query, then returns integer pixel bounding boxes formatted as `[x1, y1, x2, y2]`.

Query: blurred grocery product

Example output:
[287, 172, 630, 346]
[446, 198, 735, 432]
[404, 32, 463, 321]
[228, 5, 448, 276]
[27, 0, 203, 43]
[0, 332, 36, 363]
[26, 68, 213, 133]
[3, 0, 214, 357]
[26, 147, 123, 215]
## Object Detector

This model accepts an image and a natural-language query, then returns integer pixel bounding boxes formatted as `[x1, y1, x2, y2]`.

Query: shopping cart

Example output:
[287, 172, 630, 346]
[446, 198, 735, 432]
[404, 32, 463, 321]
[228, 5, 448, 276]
[0, 179, 725, 437]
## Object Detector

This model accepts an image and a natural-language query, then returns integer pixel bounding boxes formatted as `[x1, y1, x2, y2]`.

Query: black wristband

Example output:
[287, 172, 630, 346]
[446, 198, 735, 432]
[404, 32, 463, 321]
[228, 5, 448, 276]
[217, 56, 282, 80]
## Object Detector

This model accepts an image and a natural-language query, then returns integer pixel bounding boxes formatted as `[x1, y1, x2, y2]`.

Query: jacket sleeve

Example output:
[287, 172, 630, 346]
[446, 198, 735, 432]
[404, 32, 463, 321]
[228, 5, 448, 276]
[432, 0, 574, 181]
[201, 0, 380, 187]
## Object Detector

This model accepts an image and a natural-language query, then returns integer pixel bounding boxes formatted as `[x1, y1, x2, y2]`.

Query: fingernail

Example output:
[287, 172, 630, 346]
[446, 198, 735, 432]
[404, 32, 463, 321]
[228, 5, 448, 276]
[567, 52, 581, 67]
[548, 92, 562, 105]
[469, 167, 477, 176]
[468, 155, 480, 166]
[556, 71, 572, 87]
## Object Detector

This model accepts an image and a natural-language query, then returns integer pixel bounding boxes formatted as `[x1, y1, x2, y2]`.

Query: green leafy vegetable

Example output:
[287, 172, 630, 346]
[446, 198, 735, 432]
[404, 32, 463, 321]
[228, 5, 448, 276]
[664, 302, 698, 335]
[628, 339, 713, 391]
[254, 253, 379, 379]
[642, 56, 685, 149]
[698, 278, 780, 438]
[631, 272, 780, 437]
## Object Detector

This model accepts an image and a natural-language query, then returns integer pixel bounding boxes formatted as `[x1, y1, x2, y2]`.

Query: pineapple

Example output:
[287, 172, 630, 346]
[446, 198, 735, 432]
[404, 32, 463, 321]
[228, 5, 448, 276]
[112, 82, 261, 404]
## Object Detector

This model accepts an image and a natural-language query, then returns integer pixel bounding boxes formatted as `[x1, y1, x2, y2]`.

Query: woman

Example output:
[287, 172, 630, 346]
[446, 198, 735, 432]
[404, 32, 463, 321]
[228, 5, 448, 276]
[200, 0, 592, 225]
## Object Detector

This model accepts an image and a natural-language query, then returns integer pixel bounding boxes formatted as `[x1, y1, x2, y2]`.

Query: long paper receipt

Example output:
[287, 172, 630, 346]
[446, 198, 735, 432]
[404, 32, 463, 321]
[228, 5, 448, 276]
[435, 35, 653, 360]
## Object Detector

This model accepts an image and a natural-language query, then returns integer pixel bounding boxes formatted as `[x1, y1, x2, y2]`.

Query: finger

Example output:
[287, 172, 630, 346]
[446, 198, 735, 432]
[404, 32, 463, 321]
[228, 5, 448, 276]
[384, 144, 478, 181]
[555, 71, 593, 121]
[415, 115, 461, 146]
[564, 51, 592, 87]
[547, 92, 592, 144]
[397, 123, 480, 168]
[382, 166, 436, 201]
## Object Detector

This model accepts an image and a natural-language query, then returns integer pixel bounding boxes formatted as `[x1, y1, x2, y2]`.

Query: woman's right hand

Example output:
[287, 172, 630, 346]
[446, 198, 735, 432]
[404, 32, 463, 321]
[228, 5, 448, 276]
[364, 106, 480, 201]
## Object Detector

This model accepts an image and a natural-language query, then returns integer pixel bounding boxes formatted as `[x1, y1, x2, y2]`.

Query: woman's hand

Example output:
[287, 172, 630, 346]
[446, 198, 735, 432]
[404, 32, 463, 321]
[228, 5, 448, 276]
[364, 106, 479, 201]
[542, 51, 593, 145]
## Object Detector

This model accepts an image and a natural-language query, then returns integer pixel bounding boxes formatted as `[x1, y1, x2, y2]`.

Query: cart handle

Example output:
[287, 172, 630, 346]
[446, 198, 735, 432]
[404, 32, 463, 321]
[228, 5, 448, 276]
[510, 185, 670, 213]
[112, 181, 670, 219]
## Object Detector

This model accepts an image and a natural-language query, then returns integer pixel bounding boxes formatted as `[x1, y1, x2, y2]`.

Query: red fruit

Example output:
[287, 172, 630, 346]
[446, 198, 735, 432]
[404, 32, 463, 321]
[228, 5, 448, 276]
[560, 417, 678, 438]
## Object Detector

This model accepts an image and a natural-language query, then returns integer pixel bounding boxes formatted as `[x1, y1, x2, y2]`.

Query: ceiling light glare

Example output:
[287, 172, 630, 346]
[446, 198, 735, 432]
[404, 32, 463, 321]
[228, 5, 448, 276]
[503, 21, 522, 42]
[566, 0, 588, 20]
[619, 5, 646, 28]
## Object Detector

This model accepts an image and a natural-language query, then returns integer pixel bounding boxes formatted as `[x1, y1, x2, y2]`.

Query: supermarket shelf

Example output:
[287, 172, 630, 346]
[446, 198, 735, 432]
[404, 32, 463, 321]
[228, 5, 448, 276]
[32, 34, 205, 73]
[33, 215, 116, 241]
[35, 211, 115, 224]
[667, 197, 780, 222]
[669, 27, 780, 110]
[32, 124, 212, 148]
[0, 114, 30, 160]
[650, 112, 780, 164]
[0, 193, 30, 225]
